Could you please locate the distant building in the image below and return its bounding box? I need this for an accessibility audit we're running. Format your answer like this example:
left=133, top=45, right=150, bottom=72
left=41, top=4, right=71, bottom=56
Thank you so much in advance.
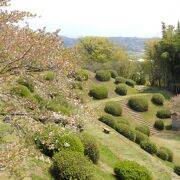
left=172, top=112, right=180, bottom=130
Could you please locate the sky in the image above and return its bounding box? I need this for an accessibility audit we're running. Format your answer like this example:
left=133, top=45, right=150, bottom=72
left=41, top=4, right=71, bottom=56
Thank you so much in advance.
left=8, top=0, right=180, bottom=38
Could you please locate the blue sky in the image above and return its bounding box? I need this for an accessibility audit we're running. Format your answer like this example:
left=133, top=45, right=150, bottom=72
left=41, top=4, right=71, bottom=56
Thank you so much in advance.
left=9, top=0, right=180, bottom=38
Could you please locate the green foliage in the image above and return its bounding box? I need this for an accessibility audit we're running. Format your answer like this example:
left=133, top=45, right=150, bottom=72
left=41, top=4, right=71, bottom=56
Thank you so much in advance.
left=11, top=85, right=32, bottom=97
left=17, top=77, right=34, bottom=92
left=159, top=146, right=173, bottom=162
left=34, top=126, right=84, bottom=157
left=152, top=94, right=164, bottom=105
left=135, top=131, right=149, bottom=144
left=52, top=151, right=94, bottom=180
left=174, top=165, right=180, bottom=176
left=72, top=69, right=89, bottom=81
left=44, top=71, right=56, bottom=81
left=109, top=69, right=118, bottom=78
left=156, top=148, right=168, bottom=161
left=79, top=133, right=100, bottom=164
left=104, top=101, right=122, bottom=116
left=71, top=82, right=83, bottom=90
left=156, top=109, right=171, bottom=119
left=154, top=120, right=164, bottom=130
left=140, top=140, right=157, bottom=154
left=89, top=85, right=108, bottom=99
left=99, top=114, right=117, bottom=129
left=115, top=84, right=127, bottom=96
left=126, top=79, right=136, bottom=87
left=114, top=160, right=153, bottom=180
left=115, top=76, right=126, bottom=84
left=128, top=97, right=148, bottom=112
left=95, top=70, right=111, bottom=81
left=135, top=125, right=150, bottom=136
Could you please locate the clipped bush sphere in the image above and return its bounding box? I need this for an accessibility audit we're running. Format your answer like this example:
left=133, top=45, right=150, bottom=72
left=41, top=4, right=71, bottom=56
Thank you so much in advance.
left=115, top=76, right=126, bottom=84
left=154, top=120, right=164, bottom=130
left=44, top=71, right=56, bottom=81
left=11, top=85, right=32, bottom=97
left=109, top=70, right=118, bottom=78
left=159, top=147, right=173, bottom=162
left=135, top=131, right=149, bottom=144
left=17, top=77, right=34, bottom=92
left=156, top=148, right=168, bottom=161
left=99, top=114, right=117, bottom=129
left=174, top=165, right=180, bottom=176
left=52, top=151, right=94, bottom=180
left=95, top=70, right=111, bottom=81
left=156, top=109, right=171, bottom=119
left=126, top=79, right=136, bottom=87
left=140, top=140, right=157, bottom=154
left=152, top=94, right=164, bottom=105
left=135, top=125, right=150, bottom=136
left=79, top=133, right=100, bottom=164
left=114, top=160, right=153, bottom=180
left=128, top=97, right=148, bottom=112
left=115, top=84, right=127, bottom=96
left=104, top=101, right=122, bottom=116
left=89, top=86, right=108, bottom=99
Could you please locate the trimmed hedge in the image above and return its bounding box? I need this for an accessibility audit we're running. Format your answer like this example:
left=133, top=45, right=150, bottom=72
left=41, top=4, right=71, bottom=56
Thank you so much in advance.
left=174, top=165, right=180, bottom=176
left=95, top=70, right=111, bottom=81
left=154, top=120, right=164, bottom=130
left=140, top=140, right=157, bottom=154
left=114, top=160, right=153, bottom=180
left=156, top=148, right=168, bottom=161
left=17, top=77, right=34, bottom=92
left=89, top=86, right=108, bottom=99
left=128, top=97, right=148, bottom=112
left=126, top=79, right=136, bottom=87
left=156, top=109, right=171, bottom=119
left=79, top=133, right=100, bottom=164
left=104, top=102, right=122, bottom=116
left=99, top=114, right=117, bottom=129
left=135, top=131, right=149, bottom=144
left=52, top=151, right=94, bottom=180
left=115, top=76, right=126, bottom=84
left=151, top=94, right=164, bottom=105
left=159, top=147, right=173, bottom=162
left=109, top=70, right=118, bottom=78
left=115, top=84, right=127, bottom=96
left=135, top=125, right=150, bottom=136
left=11, top=85, right=32, bottom=97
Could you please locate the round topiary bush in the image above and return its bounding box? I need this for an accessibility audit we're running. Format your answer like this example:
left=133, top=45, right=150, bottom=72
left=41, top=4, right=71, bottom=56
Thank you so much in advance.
left=140, top=140, right=157, bottom=154
left=156, top=109, right=171, bottom=119
left=11, top=85, right=32, bottom=97
left=135, top=131, right=149, bottom=144
left=151, top=94, right=164, bottom=105
left=104, top=102, right=122, bottom=116
left=89, top=86, right=108, bottom=99
left=154, top=120, right=164, bottom=130
left=114, top=160, right=153, bottom=180
left=98, top=114, right=117, bottom=129
left=159, top=146, right=173, bottom=162
left=126, top=79, right=136, bottom=87
left=174, top=165, right=180, bottom=176
left=135, top=125, right=150, bottom=136
left=79, top=133, right=100, bottom=164
left=95, top=70, right=111, bottom=81
left=115, top=84, right=127, bottom=96
left=115, top=76, right=126, bottom=84
left=156, top=148, right=168, bottom=161
left=52, top=151, right=94, bottom=180
left=128, top=97, right=148, bottom=112
left=17, top=77, right=34, bottom=92
left=109, top=70, right=118, bottom=78
left=44, top=71, right=56, bottom=81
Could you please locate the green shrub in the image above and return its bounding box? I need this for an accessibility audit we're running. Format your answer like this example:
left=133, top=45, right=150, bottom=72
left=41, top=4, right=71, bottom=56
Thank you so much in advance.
left=79, top=133, right=100, bottom=164
left=71, top=82, right=83, bottom=90
left=156, top=148, right=168, bottom=161
left=99, top=114, right=117, bottom=129
left=34, top=126, right=84, bottom=157
left=135, top=125, right=150, bottom=136
left=52, top=151, right=94, bottom=180
left=156, top=109, right=171, bottom=119
left=128, top=97, right=148, bottom=112
left=140, top=140, right=157, bottom=154
left=154, top=120, right=164, bottom=130
left=152, top=94, right=164, bottom=105
left=72, top=70, right=89, bottom=81
left=115, top=76, right=126, bottom=84
left=95, top=70, right=111, bottom=81
left=126, top=79, right=136, bottom=87
left=89, top=85, right=108, bottom=99
left=115, top=84, right=127, bottom=96
left=135, top=131, right=149, bottom=144
left=109, top=70, right=118, bottom=78
left=174, top=165, right=180, bottom=176
left=159, top=146, right=173, bottom=162
left=104, top=102, right=122, bottom=116
left=116, top=124, right=136, bottom=142
left=11, top=85, right=32, bottom=97
left=114, top=160, right=153, bottom=180
left=17, top=77, right=34, bottom=92
left=44, top=71, right=56, bottom=81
